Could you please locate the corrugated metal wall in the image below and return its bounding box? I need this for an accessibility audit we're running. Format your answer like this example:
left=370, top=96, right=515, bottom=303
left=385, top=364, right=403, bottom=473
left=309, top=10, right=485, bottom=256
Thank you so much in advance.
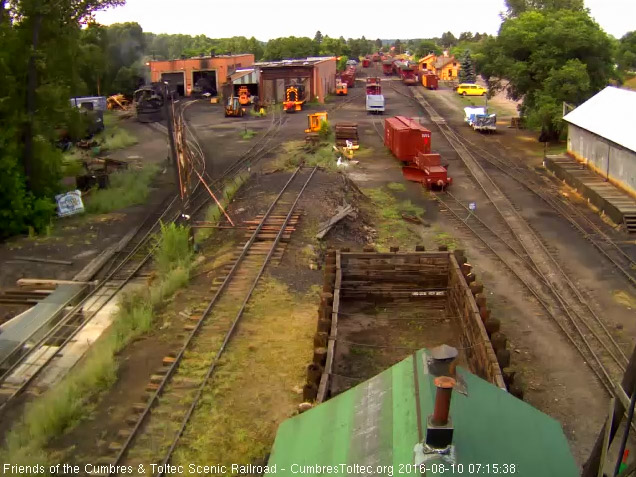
left=568, top=125, right=636, bottom=197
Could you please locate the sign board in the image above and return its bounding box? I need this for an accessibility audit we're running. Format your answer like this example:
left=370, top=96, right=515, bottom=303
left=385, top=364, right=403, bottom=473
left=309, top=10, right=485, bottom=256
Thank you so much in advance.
left=55, top=190, right=84, bottom=217
left=468, top=202, right=477, bottom=211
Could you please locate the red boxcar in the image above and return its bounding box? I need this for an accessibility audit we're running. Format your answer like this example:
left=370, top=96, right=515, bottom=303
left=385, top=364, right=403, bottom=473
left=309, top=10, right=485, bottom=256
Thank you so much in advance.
left=382, top=60, right=393, bottom=76
left=362, top=58, right=370, bottom=67
left=384, top=116, right=431, bottom=161
left=372, top=53, right=381, bottom=62
left=422, top=73, right=438, bottom=90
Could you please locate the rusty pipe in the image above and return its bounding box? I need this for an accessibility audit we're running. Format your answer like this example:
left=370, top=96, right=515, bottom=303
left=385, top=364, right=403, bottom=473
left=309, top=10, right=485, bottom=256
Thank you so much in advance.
left=432, top=376, right=456, bottom=426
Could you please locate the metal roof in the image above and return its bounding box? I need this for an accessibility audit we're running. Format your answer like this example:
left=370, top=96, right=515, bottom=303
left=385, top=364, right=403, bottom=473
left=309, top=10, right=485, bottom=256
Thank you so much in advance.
left=564, top=86, right=636, bottom=153
left=268, top=349, right=578, bottom=476
left=255, top=57, right=335, bottom=68
left=229, top=68, right=259, bottom=84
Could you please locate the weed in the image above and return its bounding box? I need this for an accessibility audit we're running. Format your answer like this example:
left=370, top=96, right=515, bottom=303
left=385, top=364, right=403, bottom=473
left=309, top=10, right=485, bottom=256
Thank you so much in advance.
left=434, top=230, right=458, bottom=250
left=0, top=218, right=195, bottom=468
left=196, top=173, right=248, bottom=242
left=318, top=119, right=332, bottom=139
left=171, top=277, right=316, bottom=471
left=239, top=129, right=256, bottom=140
left=84, top=164, right=159, bottom=214
left=363, top=187, right=424, bottom=250
left=387, top=182, right=406, bottom=191
left=154, top=223, right=193, bottom=275
left=61, top=149, right=85, bottom=177
left=95, top=126, right=137, bottom=151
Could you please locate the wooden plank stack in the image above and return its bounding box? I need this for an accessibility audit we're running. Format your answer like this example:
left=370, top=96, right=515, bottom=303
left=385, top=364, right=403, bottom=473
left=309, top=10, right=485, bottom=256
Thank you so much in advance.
left=335, top=122, right=359, bottom=148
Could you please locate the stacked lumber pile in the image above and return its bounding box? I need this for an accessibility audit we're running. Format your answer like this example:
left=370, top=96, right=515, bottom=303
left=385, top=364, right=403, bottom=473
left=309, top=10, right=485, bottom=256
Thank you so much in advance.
left=335, top=122, right=359, bottom=148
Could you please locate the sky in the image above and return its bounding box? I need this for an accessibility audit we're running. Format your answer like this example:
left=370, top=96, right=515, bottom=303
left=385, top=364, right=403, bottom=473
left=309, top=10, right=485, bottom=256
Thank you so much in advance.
left=93, top=0, right=635, bottom=40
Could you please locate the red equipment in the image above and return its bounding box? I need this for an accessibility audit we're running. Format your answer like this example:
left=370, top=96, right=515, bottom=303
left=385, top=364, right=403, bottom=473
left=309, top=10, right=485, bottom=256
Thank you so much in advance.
left=422, top=73, right=438, bottom=90
left=402, top=67, right=417, bottom=85
left=372, top=53, right=381, bottom=62
left=382, top=60, right=393, bottom=76
left=403, top=153, right=452, bottom=189
left=366, top=77, right=381, bottom=94
left=362, top=58, right=370, bottom=68
left=384, top=116, right=431, bottom=161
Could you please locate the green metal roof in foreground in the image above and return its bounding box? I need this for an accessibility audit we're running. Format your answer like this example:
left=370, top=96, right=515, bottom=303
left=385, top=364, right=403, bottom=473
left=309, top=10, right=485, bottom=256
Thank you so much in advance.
left=268, top=349, right=578, bottom=477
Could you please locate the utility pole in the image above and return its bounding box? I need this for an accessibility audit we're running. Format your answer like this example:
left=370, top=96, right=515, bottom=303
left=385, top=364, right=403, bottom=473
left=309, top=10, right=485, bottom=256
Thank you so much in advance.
left=163, top=83, right=182, bottom=209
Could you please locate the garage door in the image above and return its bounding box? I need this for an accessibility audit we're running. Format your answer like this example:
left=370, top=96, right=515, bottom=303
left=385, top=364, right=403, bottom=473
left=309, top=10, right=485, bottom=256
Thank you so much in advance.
left=161, top=72, right=185, bottom=97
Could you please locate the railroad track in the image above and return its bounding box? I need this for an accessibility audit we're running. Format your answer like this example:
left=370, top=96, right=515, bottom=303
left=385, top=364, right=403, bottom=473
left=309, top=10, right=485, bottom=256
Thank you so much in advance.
left=385, top=81, right=630, bottom=398
left=99, top=166, right=316, bottom=477
left=0, top=100, right=287, bottom=413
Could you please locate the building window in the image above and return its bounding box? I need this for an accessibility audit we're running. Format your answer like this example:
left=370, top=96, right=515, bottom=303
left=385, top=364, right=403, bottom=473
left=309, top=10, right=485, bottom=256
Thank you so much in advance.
left=453, top=62, right=457, bottom=67
left=449, top=69, right=453, bottom=77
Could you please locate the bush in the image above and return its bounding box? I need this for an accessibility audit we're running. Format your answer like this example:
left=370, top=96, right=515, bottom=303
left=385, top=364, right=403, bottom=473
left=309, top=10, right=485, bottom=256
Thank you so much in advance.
left=154, top=222, right=193, bottom=275
left=85, top=164, right=159, bottom=214
left=318, top=119, right=332, bottom=140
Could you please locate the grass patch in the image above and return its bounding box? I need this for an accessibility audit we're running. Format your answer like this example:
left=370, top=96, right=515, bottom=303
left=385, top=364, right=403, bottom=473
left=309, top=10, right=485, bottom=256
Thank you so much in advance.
left=434, top=229, right=458, bottom=250
left=387, top=182, right=406, bottom=191
left=154, top=222, right=193, bottom=275
left=363, top=188, right=424, bottom=250
left=613, top=290, right=636, bottom=309
left=61, top=148, right=85, bottom=177
left=196, top=173, right=248, bottom=243
left=624, top=74, right=636, bottom=92
left=95, top=122, right=137, bottom=151
left=171, top=276, right=317, bottom=472
left=239, top=128, right=256, bottom=140
left=0, top=224, right=194, bottom=469
left=84, top=164, right=159, bottom=214
left=272, top=141, right=339, bottom=172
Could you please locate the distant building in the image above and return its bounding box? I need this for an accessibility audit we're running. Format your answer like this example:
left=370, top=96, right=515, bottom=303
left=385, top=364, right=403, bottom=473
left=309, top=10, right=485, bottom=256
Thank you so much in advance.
left=255, top=57, right=337, bottom=104
left=563, top=86, right=636, bottom=198
left=149, top=53, right=255, bottom=97
left=418, top=51, right=460, bottom=80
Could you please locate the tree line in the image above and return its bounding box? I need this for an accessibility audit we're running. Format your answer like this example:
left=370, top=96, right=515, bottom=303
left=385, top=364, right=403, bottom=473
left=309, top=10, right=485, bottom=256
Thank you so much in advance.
left=1, top=0, right=635, bottom=238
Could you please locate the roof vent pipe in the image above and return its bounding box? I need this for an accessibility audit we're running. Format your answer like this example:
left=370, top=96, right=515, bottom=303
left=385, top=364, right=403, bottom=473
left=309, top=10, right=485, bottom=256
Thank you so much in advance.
left=425, top=376, right=456, bottom=449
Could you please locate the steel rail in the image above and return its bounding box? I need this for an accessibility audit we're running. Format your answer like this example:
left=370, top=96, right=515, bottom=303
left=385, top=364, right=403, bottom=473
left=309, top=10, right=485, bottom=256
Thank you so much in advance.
left=389, top=82, right=629, bottom=367
left=155, top=166, right=318, bottom=476
left=107, top=166, right=314, bottom=474
left=455, top=131, right=636, bottom=289
left=386, top=81, right=627, bottom=393
left=0, top=99, right=206, bottom=412
left=434, top=192, right=617, bottom=395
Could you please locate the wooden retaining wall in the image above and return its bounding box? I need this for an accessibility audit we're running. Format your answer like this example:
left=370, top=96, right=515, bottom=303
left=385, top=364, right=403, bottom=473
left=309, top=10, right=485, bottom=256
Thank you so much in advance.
left=447, top=252, right=506, bottom=389
left=305, top=247, right=511, bottom=405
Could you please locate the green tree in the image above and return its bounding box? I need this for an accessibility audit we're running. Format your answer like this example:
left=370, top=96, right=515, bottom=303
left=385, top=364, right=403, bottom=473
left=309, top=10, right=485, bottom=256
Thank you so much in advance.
left=440, top=31, right=457, bottom=48
left=504, top=0, right=584, bottom=17
left=458, top=50, right=476, bottom=83
left=375, top=38, right=382, bottom=50
left=414, top=40, right=442, bottom=59
left=263, top=36, right=317, bottom=60
left=393, top=39, right=402, bottom=54
left=617, top=31, right=636, bottom=72
left=480, top=9, right=614, bottom=139
left=314, top=30, right=323, bottom=44
left=319, top=36, right=350, bottom=57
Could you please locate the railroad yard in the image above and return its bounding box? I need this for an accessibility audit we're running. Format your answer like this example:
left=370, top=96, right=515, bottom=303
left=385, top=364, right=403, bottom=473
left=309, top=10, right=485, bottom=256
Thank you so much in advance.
left=1, top=58, right=636, bottom=476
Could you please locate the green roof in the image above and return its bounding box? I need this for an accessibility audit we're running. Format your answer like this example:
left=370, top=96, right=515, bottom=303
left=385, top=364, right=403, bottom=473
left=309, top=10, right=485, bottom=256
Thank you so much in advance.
left=268, top=349, right=578, bottom=477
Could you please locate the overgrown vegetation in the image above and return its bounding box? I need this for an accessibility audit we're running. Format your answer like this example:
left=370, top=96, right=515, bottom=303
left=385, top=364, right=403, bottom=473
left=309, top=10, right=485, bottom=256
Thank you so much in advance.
left=273, top=141, right=340, bottom=172
left=171, top=276, right=317, bottom=471
left=239, top=128, right=256, bottom=140
left=95, top=126, right=138, bottom=151
left=0, top=223, right=193, bottom=471
left=196, top=173, right=248, bottom=242
left=363, top=187, right=424, bottom=250
left=84, top=164, right=159, bottom=214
